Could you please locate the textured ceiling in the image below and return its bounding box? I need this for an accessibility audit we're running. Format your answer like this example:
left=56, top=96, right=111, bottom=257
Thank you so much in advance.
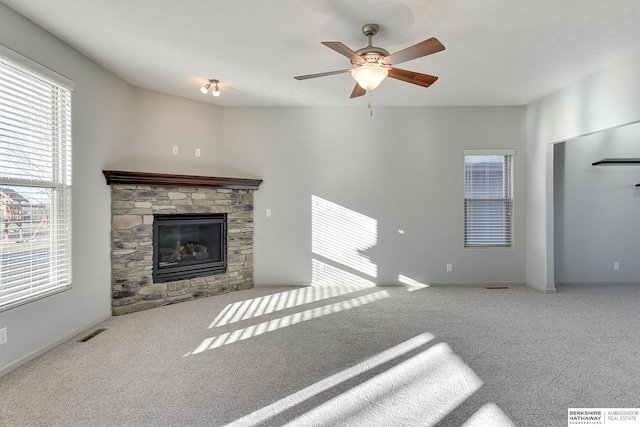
left=3, top=0, right=640, bottom=107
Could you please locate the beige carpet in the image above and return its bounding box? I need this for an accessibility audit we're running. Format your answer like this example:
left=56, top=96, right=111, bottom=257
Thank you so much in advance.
left=1, top=283, right=638, bottom=426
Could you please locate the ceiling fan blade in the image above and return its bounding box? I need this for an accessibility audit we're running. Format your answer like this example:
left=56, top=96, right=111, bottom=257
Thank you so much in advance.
left=321, top=42, right=365, bottom=64
left=383, top=37, right=445, bottom=65
left=350, top=83, right=366, bottom=98
left=387, top=68, right=439, bottom=88
left=294, top=69, right=352, bottom=80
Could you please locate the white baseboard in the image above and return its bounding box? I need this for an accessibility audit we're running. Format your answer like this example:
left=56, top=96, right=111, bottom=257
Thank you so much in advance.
left=253, top=282, right=312, bottom=287
left=0, top=314, right=111, bottom=377
left=524, top=282, right=557, bottom=293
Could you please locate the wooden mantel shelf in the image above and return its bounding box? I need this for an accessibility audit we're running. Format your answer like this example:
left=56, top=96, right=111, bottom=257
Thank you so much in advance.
left=102, top=170, right=262, bottom=190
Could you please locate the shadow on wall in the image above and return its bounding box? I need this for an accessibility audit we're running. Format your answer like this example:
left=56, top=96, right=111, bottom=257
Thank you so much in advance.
left=311, top=194, right=426, bottom=288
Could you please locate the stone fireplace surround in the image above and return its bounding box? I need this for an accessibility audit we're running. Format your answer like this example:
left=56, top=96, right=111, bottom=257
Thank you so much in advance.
left=103, top=170, right=262, bottom=315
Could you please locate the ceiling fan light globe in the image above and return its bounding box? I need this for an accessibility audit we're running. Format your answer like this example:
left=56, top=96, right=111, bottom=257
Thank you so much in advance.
left=351, top=65, right=388, bottom=91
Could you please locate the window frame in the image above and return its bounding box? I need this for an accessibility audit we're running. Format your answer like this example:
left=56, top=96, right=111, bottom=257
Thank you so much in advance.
left=0, top=44, right=74, bottom=312
left=463, top=149, right=515, bottom=249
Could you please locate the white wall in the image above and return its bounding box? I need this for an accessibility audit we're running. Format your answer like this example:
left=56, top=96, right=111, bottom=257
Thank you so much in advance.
left=525, top=51, right=640, bottom=292
left=0, top=3, right=133, bottom=374
left=222, top=106, right=527, bottom=287
left=104, top=88, right=261, bottom=180
left=554, top=123, right=640, bottom=283
left=123, top=88, right=225, bottom=170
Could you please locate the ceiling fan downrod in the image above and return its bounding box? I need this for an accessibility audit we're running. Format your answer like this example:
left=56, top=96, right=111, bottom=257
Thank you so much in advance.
left=356, top=24, right=390, bottom=61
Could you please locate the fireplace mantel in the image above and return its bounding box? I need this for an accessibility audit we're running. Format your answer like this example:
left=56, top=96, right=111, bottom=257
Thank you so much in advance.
left=102, top=169, right=262, bottom=190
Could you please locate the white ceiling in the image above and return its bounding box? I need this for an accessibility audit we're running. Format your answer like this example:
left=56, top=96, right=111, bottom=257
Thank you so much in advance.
left=3, top=0, right=640, bottom=107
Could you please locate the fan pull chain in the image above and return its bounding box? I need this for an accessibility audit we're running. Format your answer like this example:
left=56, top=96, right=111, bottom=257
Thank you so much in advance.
left=368, top=91, right=373, bottom=116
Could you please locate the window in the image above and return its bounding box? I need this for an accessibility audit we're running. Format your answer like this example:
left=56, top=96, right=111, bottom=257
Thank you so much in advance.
left=464, top=149, right=514, bottom=248
left=0, top=45, right=74, bottom=311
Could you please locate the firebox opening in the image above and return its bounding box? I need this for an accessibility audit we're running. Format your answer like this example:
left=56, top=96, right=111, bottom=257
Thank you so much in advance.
left=153, top=213, right=227, bottom=283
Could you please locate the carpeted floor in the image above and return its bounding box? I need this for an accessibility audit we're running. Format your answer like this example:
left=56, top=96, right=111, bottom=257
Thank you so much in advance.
left=1, top=283, right=638, bottom=426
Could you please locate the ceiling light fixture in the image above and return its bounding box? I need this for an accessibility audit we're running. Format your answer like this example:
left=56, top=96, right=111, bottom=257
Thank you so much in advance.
left=351, top=63, right=388, bottom=91
left=200, top=79, right=220, bottom=97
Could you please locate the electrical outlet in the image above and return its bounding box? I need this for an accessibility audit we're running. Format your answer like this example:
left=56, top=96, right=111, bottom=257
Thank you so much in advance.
left=195, top=148, right=201, bottom=158
left=0, top=327, right=7, bottom=346
left=446, top=263, right=453, bottom=272
left=266, top=208, right=272, bottom=217
left=172, top=145, right=179, bottom=155
left=614, top=262, right=620, bottom=271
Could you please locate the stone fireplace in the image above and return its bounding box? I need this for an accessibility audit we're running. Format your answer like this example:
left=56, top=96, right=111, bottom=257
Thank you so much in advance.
left=103, top=170, right=262, bottom=315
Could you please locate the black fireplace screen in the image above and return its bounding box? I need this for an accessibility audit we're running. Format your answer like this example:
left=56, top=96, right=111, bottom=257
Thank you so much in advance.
left=153, top=213, right=227, bottom=283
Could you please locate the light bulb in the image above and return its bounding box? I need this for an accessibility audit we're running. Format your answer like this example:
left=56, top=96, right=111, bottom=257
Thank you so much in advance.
left=351, top=64, right=388, bottom=91
left=200, top=84, right=210, bottom=95
left=212, top=85, right=220, bottom=97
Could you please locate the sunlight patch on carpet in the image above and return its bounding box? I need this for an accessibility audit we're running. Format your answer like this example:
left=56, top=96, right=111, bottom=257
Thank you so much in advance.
left=398, top=274, right=430, bottom=291
left=222, top=333, right=435, bottom=427
left=189, top=290, right=389, bottom=355
left=462, top=403, right=516, bottom=426
left=209, top=260, right=375, bottom=329
left=281, top=342, right=483, bottom=426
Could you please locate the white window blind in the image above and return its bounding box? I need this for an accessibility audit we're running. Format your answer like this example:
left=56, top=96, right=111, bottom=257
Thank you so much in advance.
left=0, top=46, right=73, bottom=311
left=464, top=150, right=514, bottom=248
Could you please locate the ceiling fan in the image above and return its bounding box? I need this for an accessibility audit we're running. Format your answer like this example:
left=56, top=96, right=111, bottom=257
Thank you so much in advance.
left=294, top=23, right=445, bottom=98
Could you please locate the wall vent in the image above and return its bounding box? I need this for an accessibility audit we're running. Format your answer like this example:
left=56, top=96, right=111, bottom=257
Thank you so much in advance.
left=485, top=286, right=509, bottom=289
